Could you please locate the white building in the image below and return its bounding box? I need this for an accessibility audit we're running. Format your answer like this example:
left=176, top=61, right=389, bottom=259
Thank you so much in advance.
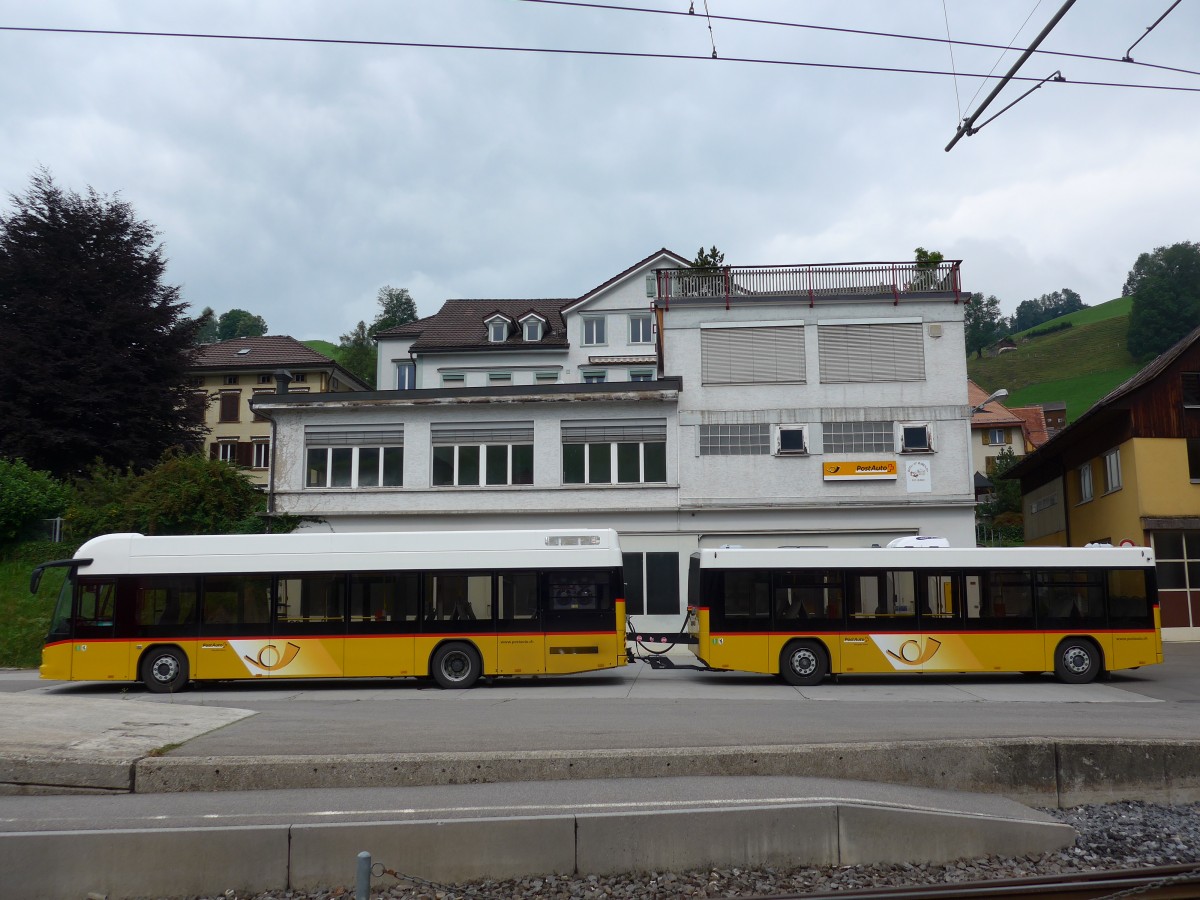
left=256, top=250, right=976, bottom=629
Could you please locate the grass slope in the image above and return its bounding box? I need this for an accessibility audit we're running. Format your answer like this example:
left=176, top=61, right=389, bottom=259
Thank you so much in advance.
left=303, top=339, right=341, bottom=361
left=1010, top=296, right=1131, bottom=339
left=1, top=541, right=75, bottom=668
left=968, top=316, right=1138, bottom=421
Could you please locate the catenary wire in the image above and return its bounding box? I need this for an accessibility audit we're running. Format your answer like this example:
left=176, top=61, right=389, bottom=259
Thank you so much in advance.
left=941, top=0, right=962, bottom=122
left=2, top=25, right=1199, bottom=93
left=515, top=0, right=1200, bottom=80
left=962, top=0, right=1043, bottom=113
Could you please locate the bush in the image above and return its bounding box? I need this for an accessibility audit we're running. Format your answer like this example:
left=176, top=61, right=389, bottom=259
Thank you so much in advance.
left=0, top=458, right=70, bottom=543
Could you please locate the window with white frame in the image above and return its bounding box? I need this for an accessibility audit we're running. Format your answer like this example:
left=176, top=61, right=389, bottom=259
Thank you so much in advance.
left=487, top=319, right=509, bottom=343
left=1078, top=462, right=1094, bottom=503
left=987, top=428, right=1008, bottom=445
left=217, top=441, right=238, bottom=463
left=899, top=423, right=933, bottom=453
left=442, top=372, right=465, bottom=387
left=252, top=441, right=270, bottom=469
left=822, top=420, right=893, bottom=454
left=522, top=318, right=544, bottom=342
left=489, top=372, right=512, bottom=385
left=629, top=370, right=654, bottom=382
left=396, top=361, right=416, bottom=390
left=629, top=314, right=653, bottom=344
left=699, top=424, right=770, bottom=456
left=582, top=316, right=606, bottom=346
left=431, top=423, right=534, bottom=487
left=582, top=370, right=606, bottom=384
left=305, top=427, right=404, bottom=488
left=773, top=424, right=809, bottom=455
left=1103, top=448, right=1122, bottom=492
left=535, top=371, right=559, bottom=384
left=562, top=420, right=666, bottom=484
left=701, top=325, right=804, bottom=385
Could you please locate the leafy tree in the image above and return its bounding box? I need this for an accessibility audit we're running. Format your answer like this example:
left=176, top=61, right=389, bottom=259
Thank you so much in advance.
left=0, top=170, right=205, bottom=478
left=66, top=454, right=299, bottom=540
left=216, top=308, right=268, bottom=340
left=912, top=246, right=948, bottom=290
left=368, top=286, right=418, bottom=339
left=338, top=320, right=377, bottom=388
left=964, top=292, right=1005, bottom=358
left=0, top=458, right=70, bottom=543
left=193, top=306, right=219, bottom=344
left=1124, top=241, right=1200, bottom=361
left=1011, top=288, right=1085, bottom=333
left=980, top=447, right=1023, bottom=523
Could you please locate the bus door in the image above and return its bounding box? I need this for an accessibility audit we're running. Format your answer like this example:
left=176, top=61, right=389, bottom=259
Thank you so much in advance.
left=496, top=572, right=542, bottom=675
left=345, top=572, right=419, bottom=678
left=69, top=579, right=129, bottom=681
left=543, top=570, right=616, bottom=674
left=196, top=574, right=273, bottom=680
left=914, top=572, right=967, bottom=673
left=842, top=571, right=918, bottom=674
left=270, top=573, right=347, bottom=679
left=705, top=569, right=771, bottom=673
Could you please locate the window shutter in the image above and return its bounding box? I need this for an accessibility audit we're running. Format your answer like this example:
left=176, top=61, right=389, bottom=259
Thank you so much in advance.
left=431, top=423, right=534, bottom=445
left=701, top=327, right=804, bottom=384
left=304, top=426, right=405, bottom=446
left=209, top=442, right=219, bottom=461
left=236, top=442, right=254, bottom=467
left=562, top=419, right=667, bottom=443
left=819, top=323, right=925, bottom=383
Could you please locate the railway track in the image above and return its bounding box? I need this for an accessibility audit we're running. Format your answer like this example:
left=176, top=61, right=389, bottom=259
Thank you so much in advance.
left=761, top=864, right=1200, bottom=900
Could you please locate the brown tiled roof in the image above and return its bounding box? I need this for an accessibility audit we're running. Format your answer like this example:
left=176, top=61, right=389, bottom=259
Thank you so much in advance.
left=967, top=380, right=1022, bottom=427
left=406, top=299, right=573, bottom=352
left=189, top=335, right=370, bottom=389
left=1010, top=406, right=1050, bottom=448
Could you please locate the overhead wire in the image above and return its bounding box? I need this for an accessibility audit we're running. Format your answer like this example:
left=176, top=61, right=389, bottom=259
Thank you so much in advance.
left=1123, top=0, right=1183, bottom=62
left=515, top=0, right=1200, bottom=81
left=2, top=25, right=1198, bottom=94
left=940, top=0, right=962, bottom=122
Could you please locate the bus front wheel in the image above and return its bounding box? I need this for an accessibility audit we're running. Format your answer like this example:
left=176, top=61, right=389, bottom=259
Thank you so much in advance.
left=1054, top=638, right=1101, bottom=684
left=780, top=641, right=829, bottom=686
left=141, top=647, right=190, bottom=693
left=431, top=642, right=482, bottom=689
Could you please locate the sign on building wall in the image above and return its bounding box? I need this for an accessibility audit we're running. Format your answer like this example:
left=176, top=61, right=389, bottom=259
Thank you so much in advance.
left=822, top=461, right=897, bottom=481
left=905, top=459, right=932, bottom=492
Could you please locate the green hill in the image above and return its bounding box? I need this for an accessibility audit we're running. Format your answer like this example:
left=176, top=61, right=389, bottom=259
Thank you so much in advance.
left=303, top=339, right=340, bottom=360
left=1009, top=296, right=1131, bottom=339
left=968, top=313, right=1139, bottom=423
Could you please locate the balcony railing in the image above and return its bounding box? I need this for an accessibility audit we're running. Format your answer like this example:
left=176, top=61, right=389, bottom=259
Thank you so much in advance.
left=651, top=260, right=962, bottom=308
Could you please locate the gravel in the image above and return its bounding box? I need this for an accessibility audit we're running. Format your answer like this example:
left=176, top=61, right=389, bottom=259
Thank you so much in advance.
left=163, top=800, right=1200, bottom=900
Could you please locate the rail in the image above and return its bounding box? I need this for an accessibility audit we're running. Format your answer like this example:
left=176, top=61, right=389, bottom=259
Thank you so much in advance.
left=652, top=259, right=962, bottom=309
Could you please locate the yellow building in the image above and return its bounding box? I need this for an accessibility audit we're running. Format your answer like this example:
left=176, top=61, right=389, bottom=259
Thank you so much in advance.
left=1011, top=325, right=1200, bottom=639
left=190, top=336, right=369, bottom=485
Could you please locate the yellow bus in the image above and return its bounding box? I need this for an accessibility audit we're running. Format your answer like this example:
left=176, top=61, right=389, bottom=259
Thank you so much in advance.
left=686, top=545, right=1162, bottom=685
left=32, top=529, right=626, bottom=692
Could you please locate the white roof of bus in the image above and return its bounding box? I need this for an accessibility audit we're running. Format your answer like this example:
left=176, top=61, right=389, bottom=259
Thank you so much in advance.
left=697, top=545, right=1155, bottom=569
left=73, top=529, right=622, bottom=576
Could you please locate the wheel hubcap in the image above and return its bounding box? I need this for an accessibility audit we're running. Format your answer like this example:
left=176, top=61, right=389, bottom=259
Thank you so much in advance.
left=443, top=653, right=469, bottom=681
left=791, top=650, right=815, bottom=676
left=152, top=657, right=178, bottom=683
left=1065, top=647, right=1090, bottom=674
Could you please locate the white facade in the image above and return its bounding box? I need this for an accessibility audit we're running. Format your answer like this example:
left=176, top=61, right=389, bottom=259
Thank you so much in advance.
left=258, top=251, right=977, bottom=629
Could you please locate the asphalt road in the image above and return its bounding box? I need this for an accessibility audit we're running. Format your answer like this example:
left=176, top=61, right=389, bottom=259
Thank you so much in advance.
left=3, top=642, right=1199, bottom=756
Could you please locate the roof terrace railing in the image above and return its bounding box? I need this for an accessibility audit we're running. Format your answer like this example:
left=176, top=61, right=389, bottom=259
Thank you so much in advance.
left=651, top=260, right=962, bottom=308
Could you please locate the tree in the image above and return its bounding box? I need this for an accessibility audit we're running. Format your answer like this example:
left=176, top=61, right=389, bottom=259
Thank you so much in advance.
left=338, top=320, right=377, bottom=388
left=912, top=247, right=947, bottom=290
left=1124, top=242, right=1200, bottom=361
left=368, top=286, right=418, bottom=339
left=980, top=447, right=1023, bottom=523
left=0, top=170, right=205, bottom=478
left=691, top=245, right=726, bottom=271
left=0, top=458, right=70, bottom=543
left=193, top=306, right=219, bottom=344
left=216, top=308, right=268, bottom=340
left=1011, top=288, right=1085, bottom=333
left=964, top=292, right=1005, bottom=358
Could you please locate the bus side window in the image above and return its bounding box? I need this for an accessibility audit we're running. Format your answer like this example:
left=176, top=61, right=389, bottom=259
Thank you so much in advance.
left=1108, top=569, right=1152, bottom=627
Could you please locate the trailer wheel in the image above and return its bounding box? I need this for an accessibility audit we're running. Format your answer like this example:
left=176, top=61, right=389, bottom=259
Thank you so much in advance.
left=780, top=640, right=828, bottom=686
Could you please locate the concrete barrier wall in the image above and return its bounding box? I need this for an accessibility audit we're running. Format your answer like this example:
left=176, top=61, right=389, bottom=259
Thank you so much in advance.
left=132, top=739, right=1200, bottom=807
left=2, top=801, right=1073, bottom=899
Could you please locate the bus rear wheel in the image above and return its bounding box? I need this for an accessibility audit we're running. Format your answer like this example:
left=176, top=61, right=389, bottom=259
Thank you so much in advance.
left=1054, top=638, right=1101, bottom=684
left=431, top=642, right=482, bottom=689
left=141, top=647, right=189, bottom=694
left=780, top=640, right=828, bottom=686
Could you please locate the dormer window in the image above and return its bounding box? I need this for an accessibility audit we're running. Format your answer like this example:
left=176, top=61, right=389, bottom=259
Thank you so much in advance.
left=523, top=319, right=544, bottom=342
left=488, top=319, right=509, bottom=343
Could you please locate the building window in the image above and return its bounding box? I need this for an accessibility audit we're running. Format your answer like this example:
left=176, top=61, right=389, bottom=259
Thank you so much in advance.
left=252, top=441, right=271, bottom=469
left=987, top=428, right=1008, bottom=446
left=396, top=362, right=416, bottom=390
left=535, top=371, right=559, bottom=384
left=818, top=322, right=925, bottom=383
left=774, top=424, right=809, bottom=455
left=1078, top=462, right=1093, bottom=503
left=1103, top=448, right=1122, bottom=493
left=488, top=320, right=508, bottom=343
left=304, top=427, right=405, bottom=489
left=629, top=370, right=654, bottom=382
left=431, top=424, right=534, bottom=487
left=293, top=373, right=307, bottom=383
left=223, top=375, right=239, bottom=386
left=1189, top=439, right=1200, bottom=482
left=562, top=420, right=667, bottom=485
left=257, top=374, right=273, bottom=385
left=1183, top=373, right=1200, bottom=407
left=701, top=326, right=804, bottom=385
left=899, top=423, right=933, bottom=453
left=217, top=441, right=238, bottom=463
left=489, top=372, right=512, bottom=385
left=218, top=391, right=241, bottom=423
left=442, top=372, right=465, bottom=387
left=629, top=315, right=653, bottom=344
left=582, top=316, right=606, bottom=346
left=523, top=319, right=544, bottom=342
left=252, top=389, right=272, bottom=422
left=822, top=421, right=893, bottom=454
left=582, top=371, right=607, bottom=384
left=622, top=551, right=679, bottom=616
left=699, top=424, right=770, bottom=456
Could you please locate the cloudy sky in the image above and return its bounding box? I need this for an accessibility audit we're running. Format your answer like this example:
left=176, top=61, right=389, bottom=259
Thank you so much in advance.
left=2, top=1, right=1197, bottom=340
